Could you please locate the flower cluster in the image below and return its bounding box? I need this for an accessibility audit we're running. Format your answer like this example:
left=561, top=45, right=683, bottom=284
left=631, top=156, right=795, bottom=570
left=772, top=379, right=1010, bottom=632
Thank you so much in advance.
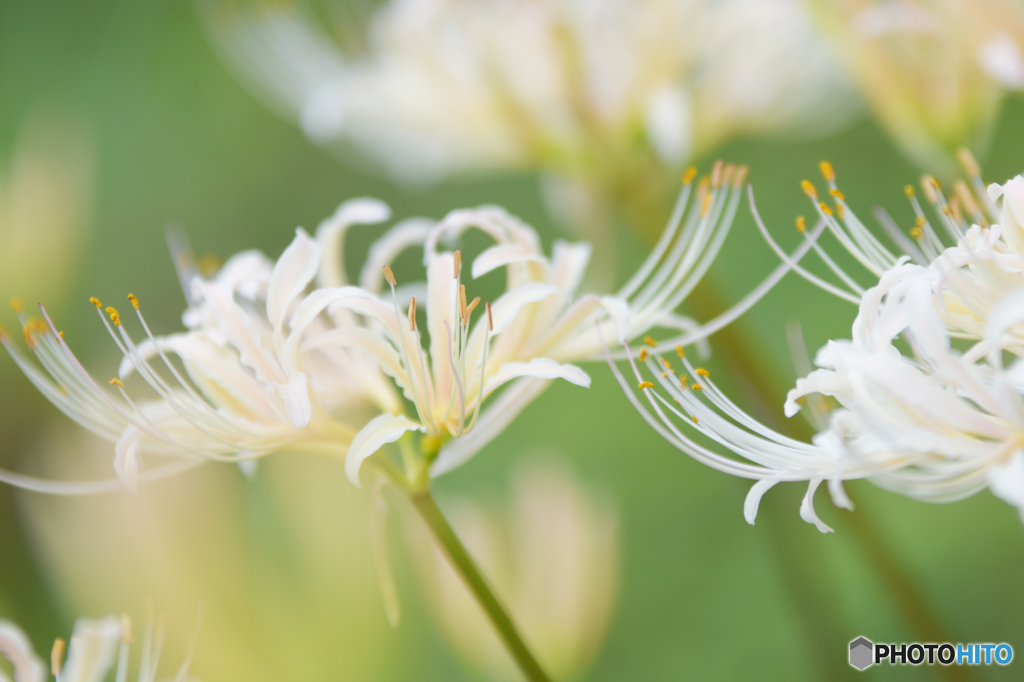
left=617, top=153, right=1024, bottom=531
left=202, top=0, right=848, bottom=181
left=3, top=162, right=800, bottom=494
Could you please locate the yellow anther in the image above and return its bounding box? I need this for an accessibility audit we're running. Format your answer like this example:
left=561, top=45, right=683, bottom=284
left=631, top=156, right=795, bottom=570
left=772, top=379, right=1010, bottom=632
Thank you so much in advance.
left=680, top=375, right=689, bottom=388
left=721, top=163, right=735, bottom=188
left=681, top=166, right=698, bottom=185
left=941, top=205, right=953, bottom=217
left=120, top=614, right=133, bottom=644
left=910, top=226, right=923, bottom=239
left=382, top=265, right=396, bottom=288
left=904, top=184, right=915, bottom=199
left=700, top=192, right=713, bottom=217
left=915, top=215, right=926, bottom=228
left=957, top=148, right=980, bottom=176
left=459, top=284, right=468, bottom=322
left=58, top=331, right=64, bottom=339
left=127, top=293, right=139, bottom=310
left=638, top=347, right=649, bottom=362
left=795, top=216, right=806, bottom=233
left=661, top=357, right=672, bottom=369
left=51, top=638, right=66, bottom=677
left=692, top=383, right=703, bottom=390
left=835, top=202, right=846, bottom=219
left=661, top=372, right=668, bottom=378
left=466, top=296, right=481, bottom=317
left=643, top=335, right=658, bottom=348
left=695, top=368, right=710, bottom=377
left=10, top=297, right=26, bottom=315
left=801, top=180, right=818, bottom=199
left=828, top=189, right=845, bottom=201
left=408, top=297, right=417, bottom=331
left=199, top=254, right=221, bottom=278
left=105, top=307, right=120, bottom=326
left=818, top=202, right=833, bottom=216
left=675, top=345, right=685, bottom=358
left=109, top=378, right=124, bottom=388
left=955, top=180, right=981, bottom=216
left=692, top=415, right=699, bottom=423
left=638, top=381, right=654, bottom=389
left=453, top=250, right=462, bottom=279
left=921, top=175, right=940, bottom=203
left=819, top=161, right=836, bottom=182
left=486, top=301, right=493, bottom=331
left=89, top=296, right=102, bottom=309
left=710, top=160, right=724, bottom=188
left=673, top=398, right=681, bottom=405
left=732, top=165, right=749, bottom=189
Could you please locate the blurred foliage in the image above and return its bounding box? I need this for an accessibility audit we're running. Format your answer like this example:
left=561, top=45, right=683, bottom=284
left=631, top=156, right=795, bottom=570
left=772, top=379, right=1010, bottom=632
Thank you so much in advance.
left=0, top=0, right=1022, bottom=680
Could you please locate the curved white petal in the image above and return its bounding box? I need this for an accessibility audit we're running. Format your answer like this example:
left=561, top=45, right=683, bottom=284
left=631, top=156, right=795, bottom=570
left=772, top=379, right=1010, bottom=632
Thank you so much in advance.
left=0, top=621, right=45, bottom=682
left=799, top=479, right=834, bottom=533
left=316, top=197, right=392, bottom=288
left=471, top=244, right=547, bottom=279
left=114, top=425, right=141, bottom=495
left=267, top=372, right=311, bottom=428
left=484, top=358, right=590, bottom=394
left=743, top=479, right=777, bottom=526
left=267, top=228, right=321, bottom=332
left=345, top=413, right=425, bottom=487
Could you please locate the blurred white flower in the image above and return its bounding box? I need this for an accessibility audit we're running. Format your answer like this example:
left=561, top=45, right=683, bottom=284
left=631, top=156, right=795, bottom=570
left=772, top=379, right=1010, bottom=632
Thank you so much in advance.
left=202, top=0, right=851, bottom=182
left=2, top=162, right=806, bottom=492
left=810, top=0, right=1024, bottom=174
left=613, top=158, right=1024, bottom=532
left=0, top=612, right=197, bottom=682
left=409, top=460, right=617, bottom=681
left=1, top=112, right=92, bottom=310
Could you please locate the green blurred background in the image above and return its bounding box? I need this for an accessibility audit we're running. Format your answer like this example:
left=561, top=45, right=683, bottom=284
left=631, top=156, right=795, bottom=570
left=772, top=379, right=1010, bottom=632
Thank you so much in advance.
left=0, top=1, right=1022, bottom=680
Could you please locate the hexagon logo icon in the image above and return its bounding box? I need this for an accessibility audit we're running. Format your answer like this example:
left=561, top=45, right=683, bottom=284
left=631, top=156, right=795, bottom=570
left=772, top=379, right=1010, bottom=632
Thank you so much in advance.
left=849, top=637, right=874, bottom=670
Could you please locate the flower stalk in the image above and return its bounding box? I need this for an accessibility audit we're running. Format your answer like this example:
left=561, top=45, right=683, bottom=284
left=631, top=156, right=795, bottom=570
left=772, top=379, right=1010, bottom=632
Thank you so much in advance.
left=409, top=488, right=553, bottom=682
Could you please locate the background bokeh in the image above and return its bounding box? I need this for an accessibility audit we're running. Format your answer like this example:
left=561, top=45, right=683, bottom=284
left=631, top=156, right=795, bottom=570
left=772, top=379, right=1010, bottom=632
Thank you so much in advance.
left=1, top=1, right=1023, bottom=680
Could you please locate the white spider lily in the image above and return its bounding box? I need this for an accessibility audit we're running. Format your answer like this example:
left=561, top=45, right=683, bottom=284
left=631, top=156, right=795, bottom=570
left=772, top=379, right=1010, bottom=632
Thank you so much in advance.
left=615, top=164, right=1024, bottom=531
left=1, top=200, right=398, bottom=494
left=808, top=0, right=1024, bottom=174
left=0, top=613, right=197, bottom=682
left=335, top=163, right=813, bottom=483
left=201, top=0, right=849, bottom=182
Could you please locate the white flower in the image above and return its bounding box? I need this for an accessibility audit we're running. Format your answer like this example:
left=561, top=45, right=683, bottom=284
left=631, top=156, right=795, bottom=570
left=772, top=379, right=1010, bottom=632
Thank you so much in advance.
left=2, top=163, right=805, bottom=494
left=330, top=163, right=813, bottom=483
left=613, top=160, right=1024, bottom=532
left=811, top=0, right=1024, bottom=173
left=202, top=0, right=850, bottom=182
left=408, top=460, right=618, bottom=681
left=1, top=199, right=399, bottom=494
left=0, top=613, right=196, bottom=682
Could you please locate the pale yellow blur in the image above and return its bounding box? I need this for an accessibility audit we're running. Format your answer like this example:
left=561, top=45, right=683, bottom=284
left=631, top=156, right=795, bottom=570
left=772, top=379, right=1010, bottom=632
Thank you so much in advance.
left=811, top=0, right=1024, bottom=175
left=1, top=112, right=92, bottom=307
left=409, top=459, right=619, bottom=681
left=16, top=423, right=393, bottom=682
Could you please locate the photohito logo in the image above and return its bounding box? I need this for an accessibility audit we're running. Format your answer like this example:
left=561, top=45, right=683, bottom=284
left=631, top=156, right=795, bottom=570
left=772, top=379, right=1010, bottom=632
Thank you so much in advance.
left=849, top=637, right=1013, bottom=670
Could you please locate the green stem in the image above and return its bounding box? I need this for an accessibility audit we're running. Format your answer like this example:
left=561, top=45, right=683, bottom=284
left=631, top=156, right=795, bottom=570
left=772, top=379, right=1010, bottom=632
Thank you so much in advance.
left=410, top=489, right=553, bottom=682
